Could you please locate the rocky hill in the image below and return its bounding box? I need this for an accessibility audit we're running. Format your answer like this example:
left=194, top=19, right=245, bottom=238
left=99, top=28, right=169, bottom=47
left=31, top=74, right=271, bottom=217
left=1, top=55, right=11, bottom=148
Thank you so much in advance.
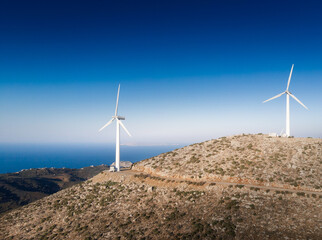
left=0, top=165, right=109, bottom=214
left=133, top=134, right=322, bottom=191
left=0, top=134, right=321, bottom=239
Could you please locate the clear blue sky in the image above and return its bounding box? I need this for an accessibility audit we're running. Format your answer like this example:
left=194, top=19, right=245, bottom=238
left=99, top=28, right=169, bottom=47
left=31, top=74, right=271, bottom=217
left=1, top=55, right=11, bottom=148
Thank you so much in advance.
left=1, top=0, right=321, bottom=145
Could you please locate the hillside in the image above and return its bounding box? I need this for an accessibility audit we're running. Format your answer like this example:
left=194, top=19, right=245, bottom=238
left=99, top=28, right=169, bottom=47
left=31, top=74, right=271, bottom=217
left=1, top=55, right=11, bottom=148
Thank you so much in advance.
left=0, top=134, right=321, bottom=239
left=133, top=134, right=322, bottom=191
left=0, top=165, right=109, bottom=214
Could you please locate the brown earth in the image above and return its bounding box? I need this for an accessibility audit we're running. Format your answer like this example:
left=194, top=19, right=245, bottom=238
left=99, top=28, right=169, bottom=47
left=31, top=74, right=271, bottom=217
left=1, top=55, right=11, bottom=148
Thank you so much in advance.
left=133, top=134, right=322, bottom=191
left=0, top=134, right=321, bottom=239
left=0, top=165, right=109, bottom=214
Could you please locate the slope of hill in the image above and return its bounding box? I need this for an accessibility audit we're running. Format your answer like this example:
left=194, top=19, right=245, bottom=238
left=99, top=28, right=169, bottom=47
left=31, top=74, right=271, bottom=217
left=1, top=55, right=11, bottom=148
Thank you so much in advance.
left=0, top=134, right=321, bottom=239
left=133, top=134, right=322, bottom=191
left=0, top=165, right=109, bottom=214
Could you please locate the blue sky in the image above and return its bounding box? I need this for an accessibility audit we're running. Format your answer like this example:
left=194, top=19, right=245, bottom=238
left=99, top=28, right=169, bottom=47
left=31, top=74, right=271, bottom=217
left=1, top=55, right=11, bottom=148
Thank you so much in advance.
left=1, top=0, right=321, bottom=145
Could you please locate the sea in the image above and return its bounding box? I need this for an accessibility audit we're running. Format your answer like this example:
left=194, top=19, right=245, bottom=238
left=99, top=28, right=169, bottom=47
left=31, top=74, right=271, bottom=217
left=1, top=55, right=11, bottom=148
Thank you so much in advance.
left=0, top=144, right=182, bottom=174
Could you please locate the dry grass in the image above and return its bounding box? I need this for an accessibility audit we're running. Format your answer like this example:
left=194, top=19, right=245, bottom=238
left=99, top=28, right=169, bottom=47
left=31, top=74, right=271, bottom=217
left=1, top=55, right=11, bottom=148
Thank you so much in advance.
left=1, top=134, right=321, bottom=240
left=1, top=171, right=321, bottom=240
left=133, top=134, right=322, bottom=191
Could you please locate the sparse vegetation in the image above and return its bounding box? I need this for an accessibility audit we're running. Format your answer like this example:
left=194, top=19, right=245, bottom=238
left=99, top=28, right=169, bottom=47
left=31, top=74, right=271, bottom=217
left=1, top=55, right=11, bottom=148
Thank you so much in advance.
left=133, top=134, right=321, bottom=191
left=1, top=134, right=321, bottom=240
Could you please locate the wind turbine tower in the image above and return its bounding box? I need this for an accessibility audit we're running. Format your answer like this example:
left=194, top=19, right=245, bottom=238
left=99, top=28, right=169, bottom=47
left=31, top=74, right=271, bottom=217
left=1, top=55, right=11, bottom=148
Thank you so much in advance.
left=99, top=84, right=131, bottom=171
left=263, top=64, right=308, bottom=137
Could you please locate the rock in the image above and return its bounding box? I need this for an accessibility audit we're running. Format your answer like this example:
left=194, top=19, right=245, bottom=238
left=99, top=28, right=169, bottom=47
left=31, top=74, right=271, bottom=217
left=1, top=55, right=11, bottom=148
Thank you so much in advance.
left=148, top=186, right=156, bottom=192
left=230, top=140, right=240, bottom=148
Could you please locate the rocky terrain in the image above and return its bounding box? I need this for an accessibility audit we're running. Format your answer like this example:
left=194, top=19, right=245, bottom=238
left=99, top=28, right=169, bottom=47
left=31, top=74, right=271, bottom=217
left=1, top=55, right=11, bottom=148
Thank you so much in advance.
left=0, top=165, right=109, bottom=214
left=133, top=134, right=322, bottom=191
left=0, top=134, right=321, bottom=239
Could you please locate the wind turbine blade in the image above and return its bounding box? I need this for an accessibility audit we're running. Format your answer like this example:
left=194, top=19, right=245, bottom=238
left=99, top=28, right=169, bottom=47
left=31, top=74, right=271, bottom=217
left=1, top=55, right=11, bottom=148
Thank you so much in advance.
left=115, top=84, right=120, bottom=116
left=98, top=118, right=114, bottom=132
left=263, top=92, right=285, bottom=103
left=286, top=64, right=294, bottom=91
left=289, top=93, right=308, bottom=110
left=117, top=119, right=132, bottom=137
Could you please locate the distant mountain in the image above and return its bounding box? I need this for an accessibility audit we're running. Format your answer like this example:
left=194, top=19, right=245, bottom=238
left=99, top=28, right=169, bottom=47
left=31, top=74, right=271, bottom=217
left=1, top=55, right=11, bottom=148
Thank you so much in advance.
left=0, top=165, right=109, bottom=214
left=0, top=134, right=321, bottom=239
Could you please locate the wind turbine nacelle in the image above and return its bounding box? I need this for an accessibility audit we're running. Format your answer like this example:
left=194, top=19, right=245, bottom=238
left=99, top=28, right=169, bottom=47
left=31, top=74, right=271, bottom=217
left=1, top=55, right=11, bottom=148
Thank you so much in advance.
left=114, top=116, right=125, bottom=120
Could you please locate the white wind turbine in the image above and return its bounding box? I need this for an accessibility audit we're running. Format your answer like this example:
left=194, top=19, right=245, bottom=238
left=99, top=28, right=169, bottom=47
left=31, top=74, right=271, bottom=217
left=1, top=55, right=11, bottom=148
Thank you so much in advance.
left=99, top=84, right=131, bottom=171
left=263, top=64, right=308, bottom=137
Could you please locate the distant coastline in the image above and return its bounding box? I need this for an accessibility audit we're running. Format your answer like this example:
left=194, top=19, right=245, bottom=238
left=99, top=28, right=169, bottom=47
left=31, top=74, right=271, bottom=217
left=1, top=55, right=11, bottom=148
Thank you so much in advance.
left=0, top=144, right=181, bottom=174
left=0, top=165, right=109, bottom=214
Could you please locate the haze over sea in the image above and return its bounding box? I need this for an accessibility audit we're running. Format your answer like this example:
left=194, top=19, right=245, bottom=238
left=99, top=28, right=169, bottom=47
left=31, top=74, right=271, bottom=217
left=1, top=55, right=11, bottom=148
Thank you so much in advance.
left=0, top=144, right=181, bottom=174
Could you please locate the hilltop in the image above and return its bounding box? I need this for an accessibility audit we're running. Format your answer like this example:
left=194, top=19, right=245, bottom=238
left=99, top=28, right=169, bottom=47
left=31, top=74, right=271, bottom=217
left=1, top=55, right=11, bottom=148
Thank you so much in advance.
left=0, top=165, right=109, bottom=214
left=133, top=134, right=321, bottom=191
left=0, top=134, right=321, bottom=239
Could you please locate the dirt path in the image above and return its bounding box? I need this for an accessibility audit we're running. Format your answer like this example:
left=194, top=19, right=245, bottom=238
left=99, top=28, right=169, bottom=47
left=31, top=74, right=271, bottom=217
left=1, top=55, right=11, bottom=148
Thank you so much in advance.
left=108, top=169, right=322, bottom=196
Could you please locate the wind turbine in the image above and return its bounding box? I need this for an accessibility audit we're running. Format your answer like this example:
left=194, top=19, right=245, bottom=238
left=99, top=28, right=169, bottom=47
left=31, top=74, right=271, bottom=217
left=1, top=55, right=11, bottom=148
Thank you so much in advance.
left=99, top=84, right=131, bottom=171
left=263, top=64, right=308, bottom=137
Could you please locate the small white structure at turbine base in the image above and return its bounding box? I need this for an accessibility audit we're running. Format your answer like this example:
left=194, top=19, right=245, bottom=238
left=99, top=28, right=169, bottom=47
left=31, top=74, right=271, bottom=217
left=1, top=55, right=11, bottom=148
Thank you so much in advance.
left=99, top=84, right=131, bottom=172
left=268, top=133, right=278, bottom=137
left=263, top=64, right=308, bottom=137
